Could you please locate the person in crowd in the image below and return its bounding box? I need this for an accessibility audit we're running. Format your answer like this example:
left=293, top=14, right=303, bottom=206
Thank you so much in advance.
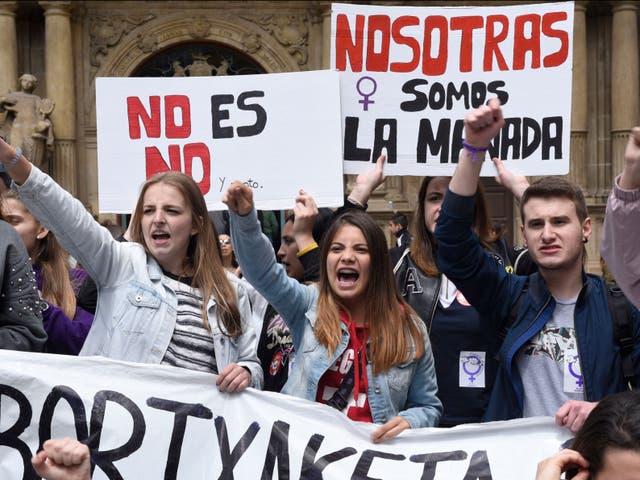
left=225, top=181, right=441, bottom=442
left=0, top=218, right=46, bottom=351
left=601, top=126, right=640, bottom=309
left=392, top=174, right=516, bottom=427
left=218, top=233, right=241, bottom=278
left=1, top=190, right=94, bottom=354
left=257, top=165, right=382, bottom=392
left=0, top=137, right=262, bottom=391
left=535, top=391, right=640, bottom=480
left=329, top=156, right=522, bottom=426
left=389, top=212, right=410, bottom=248
left=435, top=98, right=640, bottom=432
left=388, top=212, right=411, bottom=265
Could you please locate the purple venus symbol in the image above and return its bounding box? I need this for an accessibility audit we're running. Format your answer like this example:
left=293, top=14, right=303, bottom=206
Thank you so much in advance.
left=356, top=76, right=377, bottom=111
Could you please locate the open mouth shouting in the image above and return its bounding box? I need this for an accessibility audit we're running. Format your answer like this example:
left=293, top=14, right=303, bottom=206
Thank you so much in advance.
left=337, top=268, right=360, bottom=289
left=326, top=225, right=371, bottom=307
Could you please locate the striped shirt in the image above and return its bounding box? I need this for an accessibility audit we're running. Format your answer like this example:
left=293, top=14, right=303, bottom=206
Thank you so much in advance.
left=161, top=273, right=218, bottom=374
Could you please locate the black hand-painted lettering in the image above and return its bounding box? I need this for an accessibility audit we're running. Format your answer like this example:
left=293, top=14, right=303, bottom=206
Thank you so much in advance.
left=88, top=390, right=146, bottom=480
left=0, top=384, right=36, bottom=480
left=417, top=118, right=451, bottom=163
left=237, top=91, right=266, bottom=137
left=260, top=420, right=290, bottom=480
left=299, top=433, right=357, bottom=480
left=38, top=385, right=88, bottom=451
left=400, top=79, right=429, bottom=112
left=215, top=416, right=261, bottom=480
left=373, top=119, right=397, bottom=164
left=211, top=94, right=235, bottom=139
left=409, top=451, right=467, bottom=480
left=344, top=117, right=371, bottom=161
left=462, top=450, right=493, bottom=480
left=350, top=450, right=405, bottom=480
left=147, top=397, right=213, bottom=480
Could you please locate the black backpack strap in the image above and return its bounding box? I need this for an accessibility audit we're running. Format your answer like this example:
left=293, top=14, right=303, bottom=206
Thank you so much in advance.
left=606, top=283, right=635, bottom=390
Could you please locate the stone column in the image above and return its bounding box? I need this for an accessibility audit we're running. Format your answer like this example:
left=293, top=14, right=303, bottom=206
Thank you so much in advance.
left=0, top=2, right=18, bottom=95
left=321, top=4, right=331, bottom=69
left=40, top=1, right=76, bottom=194
left=570, top=3, right=588, bottom=192
left=611, top=3, right=639, bottom=184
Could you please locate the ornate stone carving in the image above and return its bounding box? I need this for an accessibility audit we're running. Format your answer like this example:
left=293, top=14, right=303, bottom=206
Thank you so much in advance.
left=170, top=54, right=231, bottom=77
left=241, top=14, right=309, bottom=65
left=136, top=32, right=158, bottom=54
left=89, top=14, right=155, bottom=67
left=241, top=32, right=262, bottom=54
left=189, top=17, right=211, bottom=39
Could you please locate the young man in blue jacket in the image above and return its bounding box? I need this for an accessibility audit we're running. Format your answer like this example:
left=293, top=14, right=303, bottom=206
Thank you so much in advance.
left=435, top=98, right=640, bottom=433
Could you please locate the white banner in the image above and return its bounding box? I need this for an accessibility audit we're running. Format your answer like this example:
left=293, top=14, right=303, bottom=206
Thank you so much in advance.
left=95, top=71, right=344, bottom=213
left=331, top=2, right=574, bottom=176
left=0, top=351, right=572, bottom=479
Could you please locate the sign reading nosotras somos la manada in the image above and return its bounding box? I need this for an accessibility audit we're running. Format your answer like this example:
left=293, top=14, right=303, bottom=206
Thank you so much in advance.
left=331, top=2, right=574, bottom=177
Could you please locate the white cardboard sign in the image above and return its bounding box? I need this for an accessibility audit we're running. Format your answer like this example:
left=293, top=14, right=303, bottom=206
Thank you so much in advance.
left=331, top=2, right=574, bottom=176
left=96, top=71, right=344, bottom=213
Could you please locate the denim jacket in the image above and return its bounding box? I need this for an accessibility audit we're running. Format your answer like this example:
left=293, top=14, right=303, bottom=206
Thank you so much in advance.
left=14, top=166, right=262, bottom=388
left=230, top=208, right=441, bottom=428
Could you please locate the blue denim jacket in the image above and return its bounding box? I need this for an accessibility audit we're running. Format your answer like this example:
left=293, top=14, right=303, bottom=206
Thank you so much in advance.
left=231, top=208, right=441, bottom=428
left=14, top=166, right=262, bottom=388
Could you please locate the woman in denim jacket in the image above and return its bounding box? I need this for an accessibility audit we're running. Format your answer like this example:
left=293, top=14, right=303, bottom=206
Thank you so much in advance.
left=0, top=138, right=262, bottom=391
left=225, top=182, right=441, bottom=442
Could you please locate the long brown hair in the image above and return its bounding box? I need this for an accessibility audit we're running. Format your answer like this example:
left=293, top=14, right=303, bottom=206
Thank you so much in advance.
left=315, top=210, right=424, bottom=375
left=129, top=172, right=241, bottom=336
left=1, top=190, right=77, bottom=318
left=410, top=177, right=499, bottom=275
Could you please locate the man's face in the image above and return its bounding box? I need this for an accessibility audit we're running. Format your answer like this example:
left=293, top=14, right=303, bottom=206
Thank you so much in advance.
left=388, top=221, right=401, bottom=235
left=277, top=221, right=304, bottom=281
left=521, top=196, right=591, bottom=273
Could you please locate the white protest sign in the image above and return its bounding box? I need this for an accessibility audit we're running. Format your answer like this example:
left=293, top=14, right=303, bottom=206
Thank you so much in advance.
left=331, top=2, right=574, bottom=176
left=96, top=71, right=344, bottom=213
left=0, top=351, right=572, bottom=479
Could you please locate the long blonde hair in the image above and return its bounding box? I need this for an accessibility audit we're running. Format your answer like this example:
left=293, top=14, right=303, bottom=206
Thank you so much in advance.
left=129, top=172, right=241, bottom=336
left=1, top=190, right=77, bottom=318
left=315, top=210, right=424, bottom=375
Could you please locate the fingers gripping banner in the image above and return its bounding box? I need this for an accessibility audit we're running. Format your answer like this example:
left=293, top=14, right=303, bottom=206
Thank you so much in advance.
left=0, top=351, right=571, bottom=479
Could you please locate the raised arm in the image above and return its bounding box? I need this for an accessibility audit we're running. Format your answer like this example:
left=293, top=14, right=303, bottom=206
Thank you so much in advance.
left=345, top=154, right=386, bottom=208
left=435, top=99, right=526, bottom=326
left=224, top=182, right=316, bottom=342
left=449, top=98, right=504, bottom=196
left=601, top=127, right=640, bottom=308
left=0, top=137, right=132, bottom=288
left=492, top=157, right=530, bottom=202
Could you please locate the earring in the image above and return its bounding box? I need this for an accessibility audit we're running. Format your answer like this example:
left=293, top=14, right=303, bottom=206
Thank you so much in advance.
left=582, top=237, right=588, bottom=244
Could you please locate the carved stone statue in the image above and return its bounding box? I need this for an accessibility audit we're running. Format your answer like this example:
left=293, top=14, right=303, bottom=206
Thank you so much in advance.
left=0, top=74, right=55, bottom=172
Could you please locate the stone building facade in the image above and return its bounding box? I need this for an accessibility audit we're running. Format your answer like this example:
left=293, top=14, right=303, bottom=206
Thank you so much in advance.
left=0, top=0, right=636, bottom=274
